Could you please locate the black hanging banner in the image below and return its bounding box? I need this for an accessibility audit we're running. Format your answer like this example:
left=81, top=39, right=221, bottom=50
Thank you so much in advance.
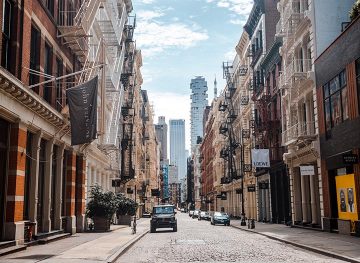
left=66, top=76, right=98, bottom=145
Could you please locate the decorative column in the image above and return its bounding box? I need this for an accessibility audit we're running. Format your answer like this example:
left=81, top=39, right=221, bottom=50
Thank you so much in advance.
left=65, top=151, right=76, bottom=234
left=265, top=187, right=271, bottom=222
left=4, top=122, right=27, bottom=242
left=43, top=139, right=54, bottom=232
left=29, top=130, right=42, bottom=235
left=54, top=144, right=65, bottom=230
left=76, top=155, right=86, bottom=232
left=301, top=174, right=311, bottom=223
left=310, top=172, right=319, bottom=224
left=293, top=167, right=302, bottom=222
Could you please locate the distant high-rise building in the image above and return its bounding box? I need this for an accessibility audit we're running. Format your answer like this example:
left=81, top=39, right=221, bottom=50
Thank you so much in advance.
left=190, top=76, right=208, bottom=150
left=214, top=76, right=217, bottom=98
left=170, top=119, right=186, bottom=180
left=155, top=116, right=167, bottom=161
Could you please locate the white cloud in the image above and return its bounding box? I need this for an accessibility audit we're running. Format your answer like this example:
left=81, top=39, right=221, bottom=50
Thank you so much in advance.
left=136, top=9, right=209, bottom=57
left=229, top=19, right=246, bottom=25
left=149, top=92, right=191, bottom=150
left=140, top=0, right=156, bottom=4
left=224, top=49, right=236, bottom=60
left=207, top=0, right=253, bottom=17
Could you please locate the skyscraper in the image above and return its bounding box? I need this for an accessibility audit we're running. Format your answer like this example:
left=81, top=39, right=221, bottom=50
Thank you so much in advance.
left=155, top=116, right=167, bottom=162
left=170, top=119, right=186, bottom=180
left=190, top=76, right=208, bottom=150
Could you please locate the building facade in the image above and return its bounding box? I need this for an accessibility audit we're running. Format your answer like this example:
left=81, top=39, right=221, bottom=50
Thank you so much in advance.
left=155, top=116, right=168, bottom=162
left=190, top=77, right=208, bottom=150
left=278, top=0, right=355, bottom=227
left=170, top=119, right=186, bottom=180
left=315, top=16, right=360, bottom=233
left=0, top=0, right=135, bottom=243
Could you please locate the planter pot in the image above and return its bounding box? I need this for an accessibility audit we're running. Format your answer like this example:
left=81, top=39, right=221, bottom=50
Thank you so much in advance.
left=338, top=219, right=351, bottom=235
left=117, top=215, right=132, bottom=226
left=93, top=217, right=111, bottom=232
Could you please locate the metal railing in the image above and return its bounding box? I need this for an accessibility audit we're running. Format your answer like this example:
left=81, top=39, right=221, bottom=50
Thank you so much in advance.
left=282, top=121, right=315, bottom=145
left=277, top=0, right=308, bottom=38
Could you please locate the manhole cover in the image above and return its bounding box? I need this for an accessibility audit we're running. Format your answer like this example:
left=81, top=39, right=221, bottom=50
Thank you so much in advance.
left=175, top=239, right=205, bottom=245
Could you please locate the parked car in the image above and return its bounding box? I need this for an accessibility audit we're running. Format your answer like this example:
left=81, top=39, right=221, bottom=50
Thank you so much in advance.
left=192, top=210, right=200, bottom=218
left=198, top=211, right=210, bottom=221
left=150, top=205, right=177, bottom=233
left=189, top=210, right=194, bottom=217
left=142, top=211, right=151, bottom=218
left=211, top=212, right=230, bottom=226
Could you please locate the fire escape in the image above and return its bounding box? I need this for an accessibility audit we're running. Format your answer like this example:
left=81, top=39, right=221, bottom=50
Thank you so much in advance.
left=120, top=16, right=136, bottom=183
left=219, top=62, right=240, bottom=185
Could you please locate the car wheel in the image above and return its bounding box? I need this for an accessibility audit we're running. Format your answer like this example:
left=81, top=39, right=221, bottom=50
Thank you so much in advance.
left=150, top=226, right=156, bottom=233
left=173, top=226, right=177, bottom=232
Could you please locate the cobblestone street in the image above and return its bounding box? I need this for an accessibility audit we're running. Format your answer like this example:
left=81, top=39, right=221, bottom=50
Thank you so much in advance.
left=117, top=213, right=345, bottom=263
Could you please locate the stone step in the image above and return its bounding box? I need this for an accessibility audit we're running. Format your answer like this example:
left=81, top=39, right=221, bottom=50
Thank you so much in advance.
left=37, top=233, right=71, bottom=245
left=0, top=245, right=26, bottom=257
left=0, top=240, right=16, bottom=250
left=34, top=229, right=64, bottom=240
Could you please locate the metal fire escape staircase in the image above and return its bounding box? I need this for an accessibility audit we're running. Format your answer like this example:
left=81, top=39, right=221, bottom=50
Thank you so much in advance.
left=120, top=16, right=136, bottom=183
left=219, top=62, right=241, bottom=185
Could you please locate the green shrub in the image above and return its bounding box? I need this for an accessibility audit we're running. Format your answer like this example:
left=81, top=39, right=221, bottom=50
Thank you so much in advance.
left=350, top=0, right=360, bottom=21
left=115, top=193, right=138, bottom=216
left=86, top=185, right=117, bottom=220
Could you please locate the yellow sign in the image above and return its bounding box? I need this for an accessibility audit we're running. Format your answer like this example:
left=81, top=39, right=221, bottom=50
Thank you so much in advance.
left=335, top=174, right=358, bottom=221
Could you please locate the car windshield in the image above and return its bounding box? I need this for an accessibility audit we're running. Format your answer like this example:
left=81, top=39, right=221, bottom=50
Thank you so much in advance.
left=153, top=206, right=174, bottom=214
left=214, top=212, right=227, bottom=217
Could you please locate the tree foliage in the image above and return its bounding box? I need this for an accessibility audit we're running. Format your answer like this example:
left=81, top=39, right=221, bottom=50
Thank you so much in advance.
left=86, top=185, right=117, bottom=220
left=115, top=193, right=138, bottom=216
left=350, top=0, right=360, bottom=21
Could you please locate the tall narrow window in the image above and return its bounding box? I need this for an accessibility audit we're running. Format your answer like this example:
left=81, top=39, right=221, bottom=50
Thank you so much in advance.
left=44, top=42, right=53, bottom=104
left=356, top=58, right=360, bottom=114
left=56, top=57, right=63, bottom=111
left=30, top=26, right=40, bottom=88
left=24, top=132, right=33, bottom=220
left=1, top=0, right=13, bottom=71
left=323, top=70, right=348, bottom=132
left=45, top=0, right=54, bottom=16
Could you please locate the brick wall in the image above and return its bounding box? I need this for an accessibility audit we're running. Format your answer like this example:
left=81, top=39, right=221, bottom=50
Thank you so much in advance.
left=6, top=123, right=27, bottom=223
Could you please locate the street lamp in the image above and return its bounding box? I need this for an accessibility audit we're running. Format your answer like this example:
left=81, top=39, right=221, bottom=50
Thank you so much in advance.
left=240, top=130, right=247, bottom=226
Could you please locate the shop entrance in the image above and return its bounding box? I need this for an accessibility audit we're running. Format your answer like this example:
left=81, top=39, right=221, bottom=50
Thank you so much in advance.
left=0, top=119, right=9, bottom=240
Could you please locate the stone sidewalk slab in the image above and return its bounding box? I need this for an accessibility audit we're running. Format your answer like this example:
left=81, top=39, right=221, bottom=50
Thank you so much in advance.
left=0, top=219, right=150, bottom=263
left=231, top=220, right=360, bottom=263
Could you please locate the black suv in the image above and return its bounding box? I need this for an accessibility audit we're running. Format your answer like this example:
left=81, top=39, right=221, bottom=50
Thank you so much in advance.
left=150, top=205, right=177, bottom=233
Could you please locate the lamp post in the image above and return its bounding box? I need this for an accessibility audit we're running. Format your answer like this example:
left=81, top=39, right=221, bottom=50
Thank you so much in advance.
left=240, top=130, right=247, bottom=226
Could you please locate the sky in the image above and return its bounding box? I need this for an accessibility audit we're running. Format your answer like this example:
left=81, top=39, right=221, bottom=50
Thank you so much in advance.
left=132, top=0, right=253, bottom=151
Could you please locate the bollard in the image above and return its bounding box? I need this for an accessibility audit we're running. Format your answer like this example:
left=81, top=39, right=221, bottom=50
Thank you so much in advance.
left=251, top=219, right=255, bottom=229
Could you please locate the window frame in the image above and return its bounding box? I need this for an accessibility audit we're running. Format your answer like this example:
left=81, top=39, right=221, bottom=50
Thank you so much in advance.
left=323, top=69, right=348, bottom=134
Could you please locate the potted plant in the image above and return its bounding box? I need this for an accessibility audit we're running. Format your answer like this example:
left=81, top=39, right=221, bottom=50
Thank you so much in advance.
left=86, top=185, right=117, bottom=231
left=115, top=193, right=138, bottom=226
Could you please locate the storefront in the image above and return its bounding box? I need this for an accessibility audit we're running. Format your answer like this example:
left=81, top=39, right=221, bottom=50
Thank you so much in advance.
left=0, top=118, right=9, bottom=241
left=256, top=173, right=271, bottom=222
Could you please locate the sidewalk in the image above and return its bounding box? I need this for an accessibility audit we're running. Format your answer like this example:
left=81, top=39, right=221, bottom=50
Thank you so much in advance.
left=231, top=220, right=360, bottom=263
left=0, top=219, right=149, bottom=263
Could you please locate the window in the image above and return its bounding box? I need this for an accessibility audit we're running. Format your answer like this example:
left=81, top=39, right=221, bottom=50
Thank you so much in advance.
left=323, top=70, right=348, bottom=133
left=56, top=57, right=63, bottom=111
left=44, top=42, right=53, bottom=104
left=30, top=25, right=40, bottom=88
left=1, top=0, right=13, bottom=71
left=45, top=0, right=54, bottom=16
left=356, top=58, right=360, bottom=114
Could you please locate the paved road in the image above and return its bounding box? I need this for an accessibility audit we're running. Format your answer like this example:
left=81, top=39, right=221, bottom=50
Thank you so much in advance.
left=117, top=213, right=345, bottom=263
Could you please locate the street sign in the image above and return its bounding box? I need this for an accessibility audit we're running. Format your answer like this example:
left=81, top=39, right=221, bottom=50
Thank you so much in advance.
left=247, top=185, right=256, bottom=192
left=343, top=153, right=358, bottom=164
left=112, top=179, right=120, bottom=187
left=236, top=188, right=243, bottom=194
left=259, top=182, right=269, bottom=189
left=252, top=149, right=270, bottom=167
left=151, top=189, right=160, bottom=197
left=127, top=188, right=134, bottom=194
left=221, top=192, right=227, bottom=200
left=300, top=165, right=315, bottom=176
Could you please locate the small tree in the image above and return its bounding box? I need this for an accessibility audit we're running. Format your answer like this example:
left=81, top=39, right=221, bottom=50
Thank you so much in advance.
left=350, top=0, right=360, bottom=21
left=115, top=193, right=138, bottom=216
left=86, top=185, right=117, bottom=220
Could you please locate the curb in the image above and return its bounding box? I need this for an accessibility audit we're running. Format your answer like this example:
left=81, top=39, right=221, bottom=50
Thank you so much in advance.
left=230, top=225, right=360, bottom=263
left=107, top=229, right=149, bottom=263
